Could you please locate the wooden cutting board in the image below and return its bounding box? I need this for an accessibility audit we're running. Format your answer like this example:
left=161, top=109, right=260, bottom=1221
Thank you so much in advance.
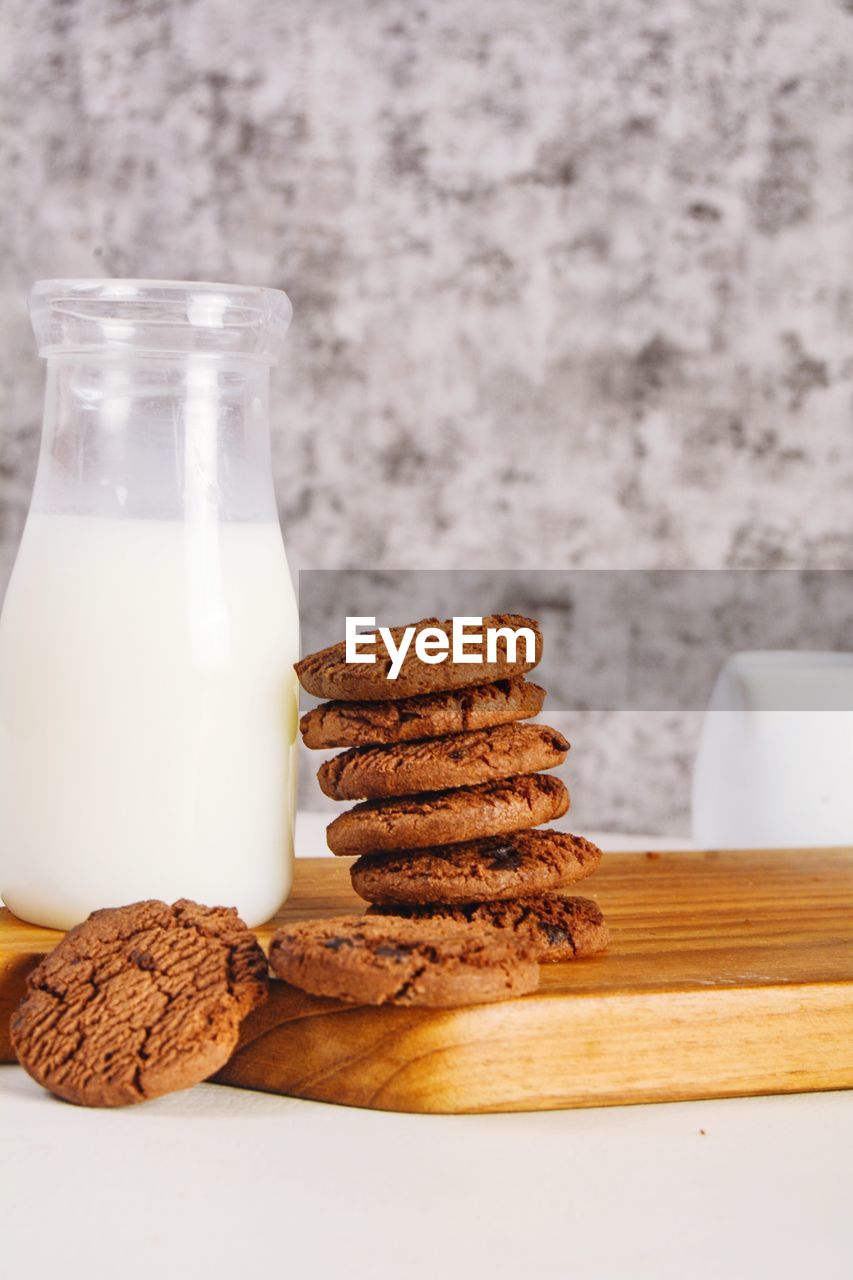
left=1, top=849, right=852, bottom=1113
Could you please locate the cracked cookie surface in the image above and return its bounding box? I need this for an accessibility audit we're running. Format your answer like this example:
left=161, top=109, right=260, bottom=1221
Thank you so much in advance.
left=325, top=773, right=570, bottom=856
left=350, top=829, right=601, bottom=904
left=268, top=914, right=540, bottom=1007
left=10, top=899, right=268, bottom=1108
left=295, top=614, right=542, bottom=701
left=369, top=896, right=610, bottom=963
left=318, top=721, right=569, bottom=801
left=300, top=677, right=546, bottom=749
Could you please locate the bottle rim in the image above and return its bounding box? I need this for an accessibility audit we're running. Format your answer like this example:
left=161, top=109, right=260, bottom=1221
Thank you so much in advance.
left=29, top=278, right=293, bottom=362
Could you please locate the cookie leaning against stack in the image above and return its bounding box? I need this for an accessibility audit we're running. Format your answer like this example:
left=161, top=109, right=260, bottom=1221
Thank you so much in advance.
left=11, top=899, right=268, bottom=1107
left=294, top=614, right=609, bottom=978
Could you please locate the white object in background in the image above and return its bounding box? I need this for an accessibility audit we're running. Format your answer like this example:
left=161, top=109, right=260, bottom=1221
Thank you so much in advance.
left=0, top=280, right=299, bottom=929
left=691, top=651, right=853, bottom=849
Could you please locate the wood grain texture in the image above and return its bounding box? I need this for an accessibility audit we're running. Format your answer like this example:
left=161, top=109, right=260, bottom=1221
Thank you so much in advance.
left=2, top=849, right=852, bottom=1113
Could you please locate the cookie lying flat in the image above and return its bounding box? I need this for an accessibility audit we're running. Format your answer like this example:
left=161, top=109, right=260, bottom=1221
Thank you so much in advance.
left=325, top=773, right=569, bottom=856
left=10, top=899, right=268, bottom=1108
left=350, top=829, right=601, bottom=904
left=300, top=677, right=546, bottom=750
left=370, top=896, right=610, bottom=963
left=268, top=915, right=539, bottom=1007
left=295, top=614, right=542, bottom=702
left=318, top=722, right=569, bottom=801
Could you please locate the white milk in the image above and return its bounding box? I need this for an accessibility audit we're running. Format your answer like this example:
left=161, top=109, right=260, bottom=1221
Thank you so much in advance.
left=0, top=513, right=299, bottom=929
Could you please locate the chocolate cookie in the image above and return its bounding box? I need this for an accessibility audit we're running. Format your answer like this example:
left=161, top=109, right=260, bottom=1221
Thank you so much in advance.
left=300, top=677, right=546, bottom=750
left=295, top=614, right=542, bottom=702
left=318, top=722, right=569, bottom=802
left=370, top=896, right=609, bottom=963
left=325, top=773, right=569, bottom=856
left=350, top=829, right=601, bottom=904
left=10, top=899, right=268, bottom=1108
left=268, top=914, right=539, bottom=1007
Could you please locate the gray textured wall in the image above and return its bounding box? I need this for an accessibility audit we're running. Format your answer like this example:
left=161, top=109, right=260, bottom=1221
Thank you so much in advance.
left=2, top=0, right=853, bottom=834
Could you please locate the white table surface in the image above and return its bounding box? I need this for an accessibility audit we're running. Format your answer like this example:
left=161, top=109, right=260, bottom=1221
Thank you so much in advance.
left=2, top=825, right=850, bottom=1278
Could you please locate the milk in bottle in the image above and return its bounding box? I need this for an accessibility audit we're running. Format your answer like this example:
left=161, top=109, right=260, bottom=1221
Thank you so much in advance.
left=0, top=280, right=299, bottom=928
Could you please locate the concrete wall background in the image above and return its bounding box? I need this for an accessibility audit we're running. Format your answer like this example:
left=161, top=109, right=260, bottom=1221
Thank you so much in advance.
left=2, top=0, right=852, bottom=834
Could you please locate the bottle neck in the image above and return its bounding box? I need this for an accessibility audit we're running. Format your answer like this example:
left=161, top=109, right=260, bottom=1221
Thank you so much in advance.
left=32, top=353, right=278, bottom=523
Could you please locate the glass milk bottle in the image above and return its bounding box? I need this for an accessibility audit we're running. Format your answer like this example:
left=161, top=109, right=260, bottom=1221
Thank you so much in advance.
left=0, top=280, right=299, bottom=929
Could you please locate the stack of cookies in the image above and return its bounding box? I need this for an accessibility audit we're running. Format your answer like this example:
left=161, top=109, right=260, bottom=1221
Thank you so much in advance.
left=296, top=615, right=609, bottom=966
